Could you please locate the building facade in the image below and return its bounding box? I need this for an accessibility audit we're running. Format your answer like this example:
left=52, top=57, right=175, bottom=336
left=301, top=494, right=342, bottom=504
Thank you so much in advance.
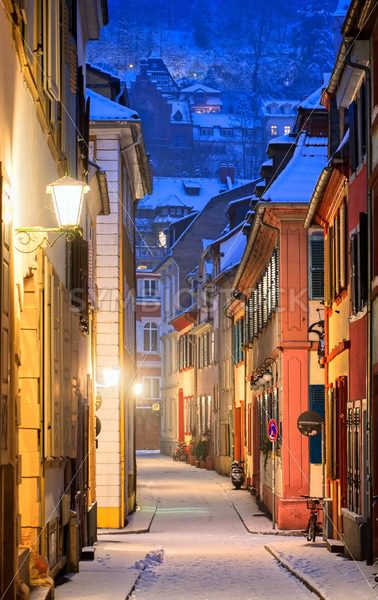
left=88, top=88, right=151, bottom=528
left=135, top=270, right=162, bottom=450
left=0, top=0, right=108, bottom=596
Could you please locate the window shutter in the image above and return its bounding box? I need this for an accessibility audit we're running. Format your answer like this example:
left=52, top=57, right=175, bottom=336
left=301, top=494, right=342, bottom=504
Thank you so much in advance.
left=310, top=235, right=324, bottom=300
left=309, top=385, right=325, bottom=464
left=339, top=202, right=346, bottom=290
left=359, top=212, right=368, bottom=309
left=262, top=272, right=268, bottom=326
left=349, top=101, right=358, bottom=172
left=267, top=259, right=272, bottom=318
left=257, top=280, right=263, bottom=332
left=324, top=230, right=332, bottom=306
left=334, top=214, right=340, bottom=297
left=253, top=289, right=258, bottom=337
left=244, top=301, right=249, bottom=345
left=350, top=233, right=358, bottom=314
left=248, top=297, right=254, bottom=342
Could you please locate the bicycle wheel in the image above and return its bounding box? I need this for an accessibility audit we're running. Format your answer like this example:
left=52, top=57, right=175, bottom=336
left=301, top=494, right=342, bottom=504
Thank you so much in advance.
left=307, top=514, right=317, bottom=542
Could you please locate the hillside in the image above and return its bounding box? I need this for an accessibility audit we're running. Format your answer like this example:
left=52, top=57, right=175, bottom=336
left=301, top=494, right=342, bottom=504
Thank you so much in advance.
left=88, top=0, right=339, bottom=101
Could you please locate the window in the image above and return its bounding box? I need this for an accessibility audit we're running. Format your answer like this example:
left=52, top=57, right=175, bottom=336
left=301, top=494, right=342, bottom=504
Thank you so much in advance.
left=198, top=395, right=212, bottom=434
left=244, top=247, right=279, bottom=345
left=309, top=385, right=325, bottom=464
left=184, top=396, right=193, bottom=434
left=232, top=319, right=244, bottom=364
left=143, top=322, right=159, bottom=352
left=324, top=203, right=347, bottom=306
left=270, top=124, right=278, bottom=136
left=349, top=83, right=367, bottom=172
left=68, top=236, right=89, bottom=333
left=178, top=334, right=194, bottom=371
left=200, top=127, right=213, bottom=136
left=143, top=377, right=160, bottom=399
left=142, top=279, right=159, bottom=298
left=159, top=231, right=167, bottom=248
left=221, top=128, right=234, bottom=137
left=350, top=212, right=368, bottom=314
left=284, top=125, right=291, bottom=135
left=309, top=234, right=324, bottom=300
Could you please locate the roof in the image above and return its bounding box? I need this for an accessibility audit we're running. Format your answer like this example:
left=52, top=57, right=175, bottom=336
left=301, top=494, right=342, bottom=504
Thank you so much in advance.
left=87, top=88, right=139, bottom=121
left=261, top=99, right=299, bottom=116
left=181, top=83, right=220, bottom=94
left=87, top=61, right=123, bottom=82
left=298, top=74, right=331, bottom=110
left=268, top=134, right=296, bottom=145
left=138, top=176, right=250, bottom=211
left=262, top=133, right=328, bottom=203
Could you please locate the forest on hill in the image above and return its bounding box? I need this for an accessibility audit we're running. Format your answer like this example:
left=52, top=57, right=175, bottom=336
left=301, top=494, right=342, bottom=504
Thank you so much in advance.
left=88, top=0, right=339, bottom=101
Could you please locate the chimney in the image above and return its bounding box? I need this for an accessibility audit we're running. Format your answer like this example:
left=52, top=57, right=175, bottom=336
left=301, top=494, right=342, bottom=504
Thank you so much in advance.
left=228, top=164, right=235, bottom=184
left=218, top=163, right=228, bottom=184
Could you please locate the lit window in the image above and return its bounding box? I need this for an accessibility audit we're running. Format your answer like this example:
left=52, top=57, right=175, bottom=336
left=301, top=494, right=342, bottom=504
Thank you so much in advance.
left=143, top=322, right=159, bottom=352
left=159, top=231, right=167, bottom=248
left=284, top=125, right=291, bottom=135
left=270, top=125, right=278, bottom=136
left=144, top=377, right=160, bottom=399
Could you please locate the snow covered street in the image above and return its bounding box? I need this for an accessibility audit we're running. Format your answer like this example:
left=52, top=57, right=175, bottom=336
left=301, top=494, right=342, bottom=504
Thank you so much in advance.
left=55, top=453, right=378, bottom=599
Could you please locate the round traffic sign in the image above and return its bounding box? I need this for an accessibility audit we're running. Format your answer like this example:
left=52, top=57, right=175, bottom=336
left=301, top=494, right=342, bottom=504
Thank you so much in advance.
left=267, top=419, right=278, bottom=442
left=297, top=411, right=322, bottom=437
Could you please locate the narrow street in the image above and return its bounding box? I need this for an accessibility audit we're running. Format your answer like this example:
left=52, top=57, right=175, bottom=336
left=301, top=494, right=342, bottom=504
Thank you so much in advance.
left=126, top=454, right=315, bottom=600
left=57, top=454, right=317, bottom=599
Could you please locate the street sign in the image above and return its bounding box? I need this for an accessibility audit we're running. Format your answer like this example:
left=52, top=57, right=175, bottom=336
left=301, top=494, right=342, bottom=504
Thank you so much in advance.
left=152, top=403, right=160, bottom=412
left=297, top=410, right=322, bottom=437
left=267, top=419, right=278, bottom=442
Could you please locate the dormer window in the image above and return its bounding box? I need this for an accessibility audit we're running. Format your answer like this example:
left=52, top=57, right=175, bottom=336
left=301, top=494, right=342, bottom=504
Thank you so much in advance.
left=284, top=125, right=291, bottom=135
left=270, top=125, right=278, bottom=136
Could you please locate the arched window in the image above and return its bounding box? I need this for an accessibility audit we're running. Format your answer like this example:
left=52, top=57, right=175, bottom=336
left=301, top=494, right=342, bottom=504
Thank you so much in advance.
left=144, top=322, right=158, bottom=352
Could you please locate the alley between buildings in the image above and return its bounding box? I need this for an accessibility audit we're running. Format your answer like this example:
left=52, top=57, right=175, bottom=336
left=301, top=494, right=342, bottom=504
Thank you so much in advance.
left=55, top=453, right=377, bottom=600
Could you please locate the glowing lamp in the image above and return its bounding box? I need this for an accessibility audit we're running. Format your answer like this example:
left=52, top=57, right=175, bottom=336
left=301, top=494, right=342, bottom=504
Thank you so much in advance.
left=134, top=383, right=143, bottom=397
left=102, top=368, right=120, bottom=388
left=46, top=175, right=89, bottom=229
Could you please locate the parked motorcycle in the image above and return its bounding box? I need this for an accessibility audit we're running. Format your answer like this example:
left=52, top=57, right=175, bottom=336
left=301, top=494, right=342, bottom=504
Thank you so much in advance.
left=231, top=460, right=245, bottom=489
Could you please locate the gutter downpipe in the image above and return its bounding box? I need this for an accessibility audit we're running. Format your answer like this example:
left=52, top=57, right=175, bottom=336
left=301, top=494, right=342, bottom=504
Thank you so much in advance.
left=346, top=52, right=373, bottom=564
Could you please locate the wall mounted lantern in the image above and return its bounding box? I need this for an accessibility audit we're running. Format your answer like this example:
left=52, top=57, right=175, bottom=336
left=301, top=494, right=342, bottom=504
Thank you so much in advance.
left=15, top=175, right=89, bottom=252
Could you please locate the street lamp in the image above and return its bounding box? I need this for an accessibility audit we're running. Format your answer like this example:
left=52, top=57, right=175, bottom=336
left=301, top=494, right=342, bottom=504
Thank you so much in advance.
left=47, top=175, right=89, bottom=229
left=15, top=175, right=89, bottom=252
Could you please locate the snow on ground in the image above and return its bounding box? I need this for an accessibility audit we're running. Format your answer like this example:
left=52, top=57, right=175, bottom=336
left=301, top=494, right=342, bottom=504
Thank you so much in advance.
left=56, top=454, right=378, bottom=599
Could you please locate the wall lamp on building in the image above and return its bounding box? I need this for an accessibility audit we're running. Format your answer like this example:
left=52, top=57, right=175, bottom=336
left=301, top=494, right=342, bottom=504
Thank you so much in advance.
left=15, top=175, right=89, bottom=253
left=250, top=357, right=277, bottom=391
left=308, top=314, right=325, bottom=368
left=134, top=382, right=143, bottom=397
left=98, top=368, right=120, bottom=388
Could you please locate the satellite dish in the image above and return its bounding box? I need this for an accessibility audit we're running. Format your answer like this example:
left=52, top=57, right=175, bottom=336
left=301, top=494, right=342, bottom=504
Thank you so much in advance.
left=297, top=411, right=322, bottom=437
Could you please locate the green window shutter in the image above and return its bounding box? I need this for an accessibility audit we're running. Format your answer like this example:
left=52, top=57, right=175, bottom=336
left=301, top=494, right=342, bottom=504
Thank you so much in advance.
left=309, top=385, right=325, bottom=464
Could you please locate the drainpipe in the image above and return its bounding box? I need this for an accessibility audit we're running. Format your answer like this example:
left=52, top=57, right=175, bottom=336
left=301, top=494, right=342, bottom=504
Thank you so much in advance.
left=346, top=53, right=373, bottom=563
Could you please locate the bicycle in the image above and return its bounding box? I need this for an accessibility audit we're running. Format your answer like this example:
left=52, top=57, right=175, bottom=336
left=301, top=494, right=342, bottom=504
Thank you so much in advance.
left=301, top=495, right=323, bottom=542
left=173, top=441, right=187, bottom=462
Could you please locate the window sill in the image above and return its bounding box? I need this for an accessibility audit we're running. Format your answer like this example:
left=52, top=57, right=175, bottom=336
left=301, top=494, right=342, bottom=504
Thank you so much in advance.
left=349, top=306, right=367, bottom=323
left=341, top=508, right=364, bottom=524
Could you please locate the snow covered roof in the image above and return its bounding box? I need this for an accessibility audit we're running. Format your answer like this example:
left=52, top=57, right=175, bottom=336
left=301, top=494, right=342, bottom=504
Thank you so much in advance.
left=181, top=83, right=220, bottom=94
left=87, top=88, right=139, bottom=121
left=87, top=62, right=123, bottom=81
left=262, top=133, right=328, bottom=203
left=299, top=75, right=331, bottom=110
left=261, top=99, right=299, bottom=116
left=268, top=134, right=296, bottom=145
left=139, top=177, right=249, bottom=211
left=169, top=100, right=192, bottom=124
left=218, top=227, right=246, bottom=274
left=192, top=113, right=251, bottom=129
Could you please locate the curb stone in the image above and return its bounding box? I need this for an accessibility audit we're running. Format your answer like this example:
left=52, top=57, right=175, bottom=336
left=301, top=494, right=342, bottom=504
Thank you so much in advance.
left=265, top=543, right=327, bottom=600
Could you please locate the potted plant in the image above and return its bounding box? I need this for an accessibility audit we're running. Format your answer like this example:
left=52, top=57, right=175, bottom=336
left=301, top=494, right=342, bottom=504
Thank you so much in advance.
left=195, top=440, right=208, bottom=468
